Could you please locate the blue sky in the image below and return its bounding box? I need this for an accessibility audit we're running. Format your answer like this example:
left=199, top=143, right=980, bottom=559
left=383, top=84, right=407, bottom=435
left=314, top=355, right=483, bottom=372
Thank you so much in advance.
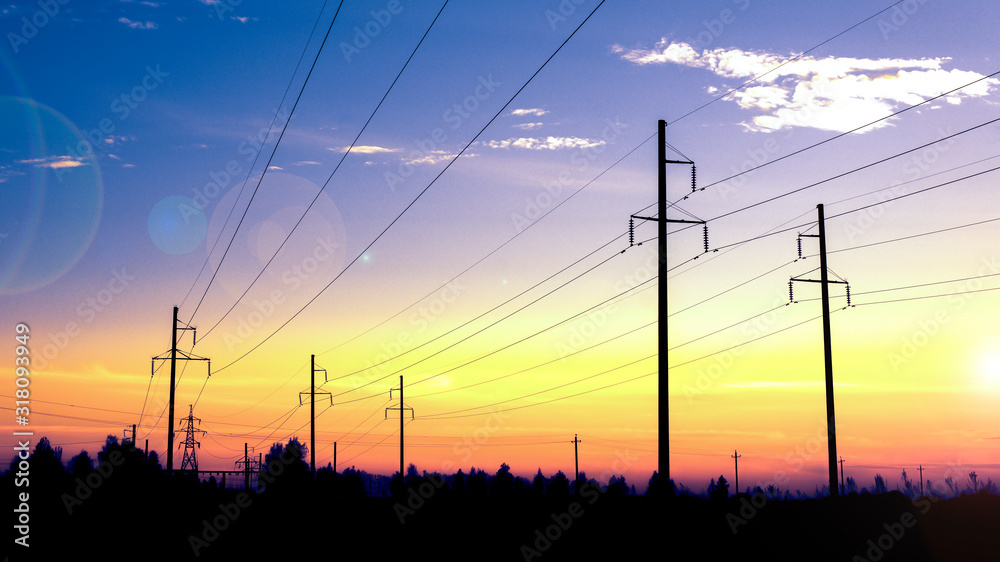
left=2, top=0, right=1000, bottom=491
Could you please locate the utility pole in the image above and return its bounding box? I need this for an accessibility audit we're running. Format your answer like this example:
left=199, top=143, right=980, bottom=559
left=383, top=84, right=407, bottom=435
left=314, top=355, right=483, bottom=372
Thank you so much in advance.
left=919, top=464, right=924, bottom=498
left=299, top=355, right=330, bottom=479
left=732, top=450, right=741, bottom=496
left=168, top=306, right=177, bottom=472
left=179, top=404, right=205, bottom=472
left=629, top=119, right=705, bottom=492
left=788, top=204, right=850, bottom=497
left=840, top=457, right=846, bottom=493
left=334, top=442, right=337, bottom=474
left=152, top=307, right=209, bottom=473
left=572, top=434, right=583, bottom=489
left=386, top=376, right=414, bottom=480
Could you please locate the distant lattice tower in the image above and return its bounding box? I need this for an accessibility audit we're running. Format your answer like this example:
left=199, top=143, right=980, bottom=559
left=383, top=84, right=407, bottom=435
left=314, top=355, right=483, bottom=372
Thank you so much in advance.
left=179, top=404, right=206, bottom=472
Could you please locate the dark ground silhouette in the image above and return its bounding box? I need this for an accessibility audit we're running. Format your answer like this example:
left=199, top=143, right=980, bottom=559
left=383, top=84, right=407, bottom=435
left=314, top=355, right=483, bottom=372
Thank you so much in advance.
left=3, top=436, right=997, bottom=561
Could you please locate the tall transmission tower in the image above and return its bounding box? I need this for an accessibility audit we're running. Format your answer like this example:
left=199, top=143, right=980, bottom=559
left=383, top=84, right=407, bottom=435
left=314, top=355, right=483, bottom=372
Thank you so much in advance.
left=178, top=404, right=206, bottom=472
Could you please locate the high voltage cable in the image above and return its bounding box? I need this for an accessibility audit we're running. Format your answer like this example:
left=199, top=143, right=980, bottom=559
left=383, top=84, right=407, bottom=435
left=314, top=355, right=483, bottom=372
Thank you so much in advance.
left=322, top=232, right=628, bottom=385
left=327, top=275, right=657, bottom=407
left=326, top=250, right=646, bottom=399
left=420, top=371, right=655, bottom=421
left=418, top=354, right=655, bottom=418
left=179, top=0, right=332, bottom=312
left=188, top=1, right=346, bottom=325
left=408, top=320, right=657, bottom=400
left=696, top=72, right=1000, bottom=194
left=315, top=131, right=657, bottom=359
left=705, top=116, right=1000, bottom=224
left=210, top=1, right=607, bottom=375
left=667, top=0, right=910, bottom=126
left=198, top=1, right=451, bottom=340
left=707, top=163, right=1000, bottom=254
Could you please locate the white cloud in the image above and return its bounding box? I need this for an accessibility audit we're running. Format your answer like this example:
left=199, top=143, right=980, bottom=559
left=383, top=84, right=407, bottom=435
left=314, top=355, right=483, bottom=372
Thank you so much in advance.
left=403, top=150, right=475, bottom=166
left=18, top=155, right=89, bottom=169
left=119, top=17, right=157, bottom=29
left=513, top=122, right=543, bottom=130
left=481, top=136, right=606, bottom=150
left=295, top=161, right=322, bottom=166
left=330, top=145, right=400, bottom=154
left=613, top=39, right=999, bottom=133
left=511, top=108, right=549, bottom=117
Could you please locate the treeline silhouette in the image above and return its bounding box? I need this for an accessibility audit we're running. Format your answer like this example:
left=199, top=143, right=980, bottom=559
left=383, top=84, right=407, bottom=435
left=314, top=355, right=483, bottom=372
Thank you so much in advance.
left=3, top=436, right=998, bottom=561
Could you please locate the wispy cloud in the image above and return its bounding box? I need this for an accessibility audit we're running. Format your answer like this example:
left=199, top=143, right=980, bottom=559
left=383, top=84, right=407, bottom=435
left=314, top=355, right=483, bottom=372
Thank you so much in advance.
left=119, top=17, right=157, bottom=29
left=511, top=108, right=549, bottom=117
left=480, top=136, right=605, bottom=150
left=613, top=39, right=999, bottom=133
left=403, top=150, right=474, bottom=166
left=513, top=122, right=543, bottom=130
left=330, top=145, right=400, bottom=154
left=18, top=155, right=90, bottom=169
left=295, top=161, right=322, bottom=166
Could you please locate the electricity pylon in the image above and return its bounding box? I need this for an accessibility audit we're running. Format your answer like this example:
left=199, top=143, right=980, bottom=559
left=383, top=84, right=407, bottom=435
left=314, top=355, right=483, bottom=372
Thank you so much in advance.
left=178, top=404, right=205, bottom=472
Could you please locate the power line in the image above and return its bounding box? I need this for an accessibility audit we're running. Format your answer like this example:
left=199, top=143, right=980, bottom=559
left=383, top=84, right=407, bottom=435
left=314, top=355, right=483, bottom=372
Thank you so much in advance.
left=188, top=0, right=346, bottom=324
left=179, top=0, right=332, bottom=312
left=197, top=0, right=451, bottom=340
left=210, top=1, right=608, bottom=375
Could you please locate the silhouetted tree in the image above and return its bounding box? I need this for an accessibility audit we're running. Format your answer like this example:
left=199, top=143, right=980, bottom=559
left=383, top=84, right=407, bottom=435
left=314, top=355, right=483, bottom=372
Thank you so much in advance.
left=492, top=463, right=513, bottom=497
left=606, top=474, right=628, bottom=497
left=708, top=475, right=729, bottom=501
left=68, top=451, right=94, bottom=479
left=532, top=468, right=545, bottom=498
left=548, top=470, right=570, bottom=500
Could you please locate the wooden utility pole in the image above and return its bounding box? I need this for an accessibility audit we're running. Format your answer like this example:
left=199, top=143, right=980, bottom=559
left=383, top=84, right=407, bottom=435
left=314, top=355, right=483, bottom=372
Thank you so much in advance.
left=789, top=204, right=849, bottom=497
left=386, top=376, right=413, bottom=480
left=840, top=457, right=846, bottom=493
left=152, top=307, right=207, bottom=474
left=732, top=450, right=741, bottom=496
left=299, top=355, right=330, bottom=479
left=334, top=442, right=337, bottom=474
left=630, top=120, right=703, bottom=491
left=168, top=306, right=178, bottom=472
left=919, top=464, right=924, bottom=498
left=572, top=434, right=582, bottom=486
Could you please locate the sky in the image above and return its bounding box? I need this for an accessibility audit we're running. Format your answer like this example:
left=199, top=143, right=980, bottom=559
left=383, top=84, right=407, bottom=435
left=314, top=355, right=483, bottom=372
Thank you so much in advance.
left=1, top=0, right=999, bottom=495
